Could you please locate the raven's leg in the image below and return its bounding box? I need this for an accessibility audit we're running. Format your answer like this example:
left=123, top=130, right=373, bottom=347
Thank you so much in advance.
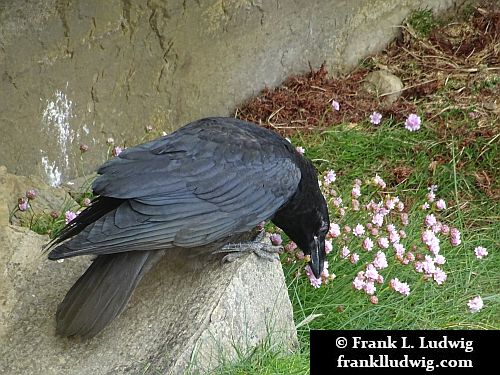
left=213, top=231, right=282, bottom=263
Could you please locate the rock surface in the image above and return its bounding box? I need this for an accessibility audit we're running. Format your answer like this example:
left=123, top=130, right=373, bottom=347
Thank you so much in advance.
left=0, top=0, right=461, bottom=185
left=363, top=70, right=404, bottom=104
left=0, top=168, right=298, bottom=374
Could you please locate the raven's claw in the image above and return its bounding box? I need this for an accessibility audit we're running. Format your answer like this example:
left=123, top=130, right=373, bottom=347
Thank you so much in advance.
left=214, top=237, right=282, bottom=263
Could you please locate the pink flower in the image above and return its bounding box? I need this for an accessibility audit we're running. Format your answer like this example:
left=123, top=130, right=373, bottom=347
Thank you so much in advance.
left=434, top=254, right=446, bottom=265
left=325, top=239, right=333, bottom=254
left=353, top=223, right=365, bottom=237
left=341, top=246, right=350, bottom=259
left=26, top=189, right=37, bottom=200
left=422, top=255, right=436, bottom=275
left=394, top=243, right=405, bottom=257
left=324, top=170, right=337, bottom=185
left=390, top=278, right=411, bottom=296
left=433, top=268, right=447, bottom=285
left=351, top=199, right=360, bottom=211
left=363, top=281, right=376, bottom=295
left=370, top=227, right=379, bottom=237
left=436, top=199, right=446, bottom=210
left=329, top=223, right=341, bottom=238
left=378, top=237, right=389, bottom=249
left=352, top=276, right=365, bottom=290
left=349, top=253, right=360, bottom=264
left=285, top=241, right=298, bottom=253
left=369, top=111, right=382, bottom=125
left=305, top=265, right=322, bottom=288
left=397, top=201, right=405, bottom=212
left=441, top=224, right=450, bottom=235
left=344, top=225, right=351, bottom=234
left=296, top=251, right=305, bottom=260
left=422, top=202, right=430, bottom=210
left=65, top=210, right=77, bottom=224
left=377, top=275, right=384, bottom=284
left=18, top=198, right=29, bottom=211
left=474, top=246, right=488, bottom=259
left=372, top=213, right=384, bottom=227
left=400, top=213, right=409, bottom=226
left=388, top=231, right=400, bottom=244
left=399, top=229, right=407, bottom=239
left=424, top=214, right=437, bottom=227
left=331, top=100, right=340, bottom=111
left=467, top=296, right=484, bottom=313
left=373, top=251, right=388, bottom=270
left=450, top=228, right=461, bottom=246
left=112, top=146, right=123, bottom=157
left=296, top=146, right=305, bottom=155
left=269, top=233, right=282, bottom=246
left=363, top=238, right=374, bottom=252
left=373, top=174, right=386, bottom=189
left=405, top=113, right=421, bottom=131
left=385, top=198, right=397, bottom=211
left=427, top=191, right=436, bottom=202
left=370, top=295, right=379, bottom=304
left=351, top=185, right=361, bottom=198
left=333, top=197, right=342, bottom=207
left=365, top=264, right=379, bottom=280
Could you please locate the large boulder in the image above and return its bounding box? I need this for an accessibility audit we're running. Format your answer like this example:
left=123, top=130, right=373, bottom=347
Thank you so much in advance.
left=0, top=168, right=298, bottom=374
left=0, top=0, right=460, bottom=185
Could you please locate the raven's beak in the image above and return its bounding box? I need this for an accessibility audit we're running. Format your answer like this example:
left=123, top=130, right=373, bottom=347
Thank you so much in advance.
left=310, top=236, right=322, bottom=279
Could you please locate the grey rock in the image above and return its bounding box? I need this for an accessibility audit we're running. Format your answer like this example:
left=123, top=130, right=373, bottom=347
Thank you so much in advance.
left=0, top=0, right=460, bottom=185
left=363, top=70, right=404, bottom=104
left=0, top=169, right=298, bottom=374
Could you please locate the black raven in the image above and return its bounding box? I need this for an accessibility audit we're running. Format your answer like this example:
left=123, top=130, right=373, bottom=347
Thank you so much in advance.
left=47, top=117, right=329, bottom=338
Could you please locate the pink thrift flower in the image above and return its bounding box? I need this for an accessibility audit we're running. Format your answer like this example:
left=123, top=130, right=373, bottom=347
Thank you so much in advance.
left=18, top=198, right=29, bottom=211
left=341, top=246, right=350, bottom=259
left=399, top=229, right=407, bottom=239
left=349, top=253, right=360, bottom=264
left=405, top=113, right=421, bottom=131
left=431, top=222, right=443, bottom=234
left=329, top=223, right=341, bottom=238
left=385, top=198, right=397, bottom=211
left=26, top=189, right=37, bottom=200
left=296, top=146, right=305, bottom=155
left=467, top=296, right=484, bottom=313
left=400, top=213, right=409, bottom=226
left=394, top=243, right=405, bottom=257
left=339, top=208, right=346, bottom=216
left=373, top=251, right=388, bottom=270
left=369, top=111, right=382, bottom=125
left=397, top=201, right=405, bottom=212
left=353, top=223, right=365, bottom=237
left=427, top=191, right=436, bottom=202
left=405, top=252, right=415, bottom=262
left=474, top=246, right=488, bottom=259
left=386, top=224, right=396, bottom=233
left=434, top=254, right=446, bottom=265
left=433, top=268, right=447, bottom=285
left=344, top=225, right=351, bottom=234
left=378, top=237, right=389, bottom=249
left=351, top=185, right=361, bottom=198
left=363, top=237, right=374, bottom=252
left=414, top=262, right=424, bottom=273
left=65, top=210, right=77, bottom=224
left=422, top=255, right=436, bottom=275
left=269, top=233, right=282, bottom=246
left=353, top=276, right=365, bottom=290
left=373, top=174, right=386, bottom=189
left=388, top=231, right=400, bottom=244
left=363, top=281, right=376, bottom=295
left=436, top=199, right=446, bottom=210
left=377, top=274, right=384, bottom=284
left=333, top=197, right=343, bottom=207
left=370, top=295, right=379, bottom=304
left=325, top=240, right=333, bottom=254
left=424, top=214, right=437, bottom=227
left=296, top=251, right=305, bottom=260
left=324, top=170, right=337, bottom=185
left=305, top=265, right=322, bottom=288
left=370, top=227, right=379, bottom=237
left=422, top=202, right=430, bottom=210
left=390, top=278, right=411, bottom=296
left=365, top=264, right=379, bottom=280
left=450, top=228, right=461, bottom=246
left=372, top=213, right=384, bottom=227
left=112, top=146, right=123, bottom=157
left=285, top=241, right=298, bottom=253
left=441, top=224, right=450, bottom=235
left=331, top=100, right=340, bottom=111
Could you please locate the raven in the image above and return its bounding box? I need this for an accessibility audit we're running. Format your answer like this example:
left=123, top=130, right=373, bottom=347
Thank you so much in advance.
left=47, top=117, right=329, bottom=338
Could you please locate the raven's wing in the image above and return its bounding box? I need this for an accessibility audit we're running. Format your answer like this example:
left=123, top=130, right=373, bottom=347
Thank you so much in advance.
left=49, top=118, right=301, bottom=259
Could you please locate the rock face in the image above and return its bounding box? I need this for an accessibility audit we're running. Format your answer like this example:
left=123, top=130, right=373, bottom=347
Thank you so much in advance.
left=0, top=167, right=297, bottom=374
left=0, top=0, right=461, bottom=185
left=363, top=70, right=404, bottom=104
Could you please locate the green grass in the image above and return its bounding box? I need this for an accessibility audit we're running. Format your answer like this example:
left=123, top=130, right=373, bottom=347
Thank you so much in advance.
left=220, top=112, right=498, bottom=373
left=407, top=8, right=439, bottom=37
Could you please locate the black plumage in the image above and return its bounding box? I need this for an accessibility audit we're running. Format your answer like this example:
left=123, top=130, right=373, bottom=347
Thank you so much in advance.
left=47, top=117, right=329, bottom=338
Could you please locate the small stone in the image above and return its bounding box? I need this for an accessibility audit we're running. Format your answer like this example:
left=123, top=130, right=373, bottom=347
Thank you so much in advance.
left=364, top=70, right=404, bottom=104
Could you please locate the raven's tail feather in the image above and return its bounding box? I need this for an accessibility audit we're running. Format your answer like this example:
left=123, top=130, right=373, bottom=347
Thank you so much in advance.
left=56, top=250, right=164, bottom=338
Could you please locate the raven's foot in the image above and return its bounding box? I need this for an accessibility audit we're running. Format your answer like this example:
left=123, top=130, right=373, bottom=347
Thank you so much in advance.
left=214, top=236, right=282, bottom=263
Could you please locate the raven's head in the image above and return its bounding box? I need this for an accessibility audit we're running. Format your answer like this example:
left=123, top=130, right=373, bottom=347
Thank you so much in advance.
left=272, top=183, right=330, bottom=279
